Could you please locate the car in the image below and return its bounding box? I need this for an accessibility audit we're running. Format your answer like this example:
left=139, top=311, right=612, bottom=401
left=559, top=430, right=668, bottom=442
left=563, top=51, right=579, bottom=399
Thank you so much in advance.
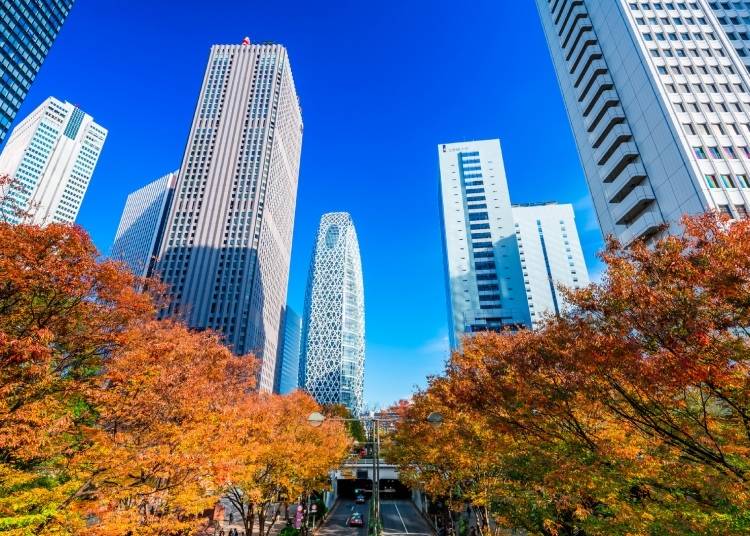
left=355, top=494, right=366, bottom=504
left=348, top=513, right=364, bottom=527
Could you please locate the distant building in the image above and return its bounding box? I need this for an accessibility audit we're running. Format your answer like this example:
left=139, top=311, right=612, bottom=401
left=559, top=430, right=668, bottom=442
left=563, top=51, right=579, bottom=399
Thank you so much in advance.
left=299, top=212, right=365, bottom=415
left=153, top=42, right=303, bottom=392
left=0, top=97, right=107, bottom=224
left=111, top=171, right=177, bottom=278
left=0, top=1, right=76, bottom=144
left=535, top=1, right=750, bottom=245
left=275, top=307, right=302, bottom=394
left=438, top=139, right=530, bottom=350
left=438, top=139, right=591, bottom=348
left=512, top=203, right=589, bottom=328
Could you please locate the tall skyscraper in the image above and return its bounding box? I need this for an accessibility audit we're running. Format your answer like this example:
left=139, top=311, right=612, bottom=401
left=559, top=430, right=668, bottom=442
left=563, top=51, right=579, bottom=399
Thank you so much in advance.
left=0, top=97, right=106, bottom=224
left=154, top=41, right=303, bottom=392
left=299, top=212, right=365, bottom=415
left=275, top=307, right=302, bottom=395
left=438, top=139, right=530, bottom=350
left=0, top=1, right=75, bottom=144
left=111, top=171, right=177, bottom=278
left=512, top=202, right=589, bottom=328
left=536, top=1, right=750, bottom=246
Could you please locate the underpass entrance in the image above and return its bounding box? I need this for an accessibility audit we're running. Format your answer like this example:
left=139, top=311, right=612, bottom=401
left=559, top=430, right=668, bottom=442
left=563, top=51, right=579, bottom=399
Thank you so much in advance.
left=337, top=478, right=373, bottom=499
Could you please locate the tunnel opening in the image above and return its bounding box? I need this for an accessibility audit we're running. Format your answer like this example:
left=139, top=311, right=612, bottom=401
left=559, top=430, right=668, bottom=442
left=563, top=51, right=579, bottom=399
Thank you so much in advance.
left=336, top=478, right=411, bottom=500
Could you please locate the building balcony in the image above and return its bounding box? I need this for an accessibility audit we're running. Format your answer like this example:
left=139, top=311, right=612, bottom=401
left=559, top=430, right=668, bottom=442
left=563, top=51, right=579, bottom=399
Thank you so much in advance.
left=560, top=6, right=590, bottom=50
left=565, top=27, right=595, bottom=62
left=619, top=207, right=663, bottom=246
left=581, top=78, right=615, bottom=116
left=592, top=118, right=630, bottom=155
left=604, top=160, right=647, bottom=203
left=599, top=140, right=640, bottom=183
left=612, top=185, right=656, bottom=225
left=570, top=48, right=603, bottom=87
left=585, top=101, right=624, bottom=134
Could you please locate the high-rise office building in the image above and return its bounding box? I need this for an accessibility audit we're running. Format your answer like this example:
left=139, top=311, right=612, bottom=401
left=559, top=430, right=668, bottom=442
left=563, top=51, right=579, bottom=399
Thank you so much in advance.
left=0, top=97, right=106, bottom=224
left=438, top=139, right=530, bottom=350
left=274, top=307, right=302, bottom=395
left=0, top=1, right=75, bottom=144
left=299, top=212, right=365, bottom=415
left=512, top=202, right=589, bottom=328
left=536, top=1, right=750, bottom=246
left=111, top=171, right=177, bottom=278
left=154, top=41, right=303, bottom=392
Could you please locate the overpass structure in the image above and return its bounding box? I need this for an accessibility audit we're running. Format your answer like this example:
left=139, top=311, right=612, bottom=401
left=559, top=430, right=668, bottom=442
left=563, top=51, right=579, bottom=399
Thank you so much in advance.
left=331, top=459, right=410, bottom=500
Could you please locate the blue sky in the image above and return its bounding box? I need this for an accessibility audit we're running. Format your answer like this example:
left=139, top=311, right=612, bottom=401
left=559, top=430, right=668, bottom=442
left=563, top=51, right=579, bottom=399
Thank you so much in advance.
left=7, top=0, right=604, bottom=408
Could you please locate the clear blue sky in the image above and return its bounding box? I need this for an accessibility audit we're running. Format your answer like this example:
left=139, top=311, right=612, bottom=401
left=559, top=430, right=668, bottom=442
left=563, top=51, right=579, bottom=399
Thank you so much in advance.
left=7, top=0, right=604, bottom=408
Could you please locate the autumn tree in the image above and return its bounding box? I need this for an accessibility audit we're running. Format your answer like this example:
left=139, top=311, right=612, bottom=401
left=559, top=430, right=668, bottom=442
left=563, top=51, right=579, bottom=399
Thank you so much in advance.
left=215, top=391, right=350, bottom=536
left=0, top=221, right=154, bottom=533
left=79, top=321, right=258, bottom=536
left=389, top=214, right=750, bottom=536
left=0, top=218, right=260, bottom=535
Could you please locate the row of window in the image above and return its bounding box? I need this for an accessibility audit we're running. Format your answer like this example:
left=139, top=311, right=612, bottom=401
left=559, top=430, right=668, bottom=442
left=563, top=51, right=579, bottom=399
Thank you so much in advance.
left=630, top=2, right=702, bottom=11
left=693, top=144, right=750, bottom=160
left=704, top=172, right=750, bottom=187
left=666, top=80, right=746, bottom=93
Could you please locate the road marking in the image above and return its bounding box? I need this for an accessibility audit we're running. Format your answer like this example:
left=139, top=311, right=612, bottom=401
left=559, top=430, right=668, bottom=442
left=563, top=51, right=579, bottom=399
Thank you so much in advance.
left=393, top=502, right=408, bottom=534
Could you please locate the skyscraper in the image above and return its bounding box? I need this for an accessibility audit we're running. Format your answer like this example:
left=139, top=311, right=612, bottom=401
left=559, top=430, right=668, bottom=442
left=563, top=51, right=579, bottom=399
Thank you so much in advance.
left=0, top=97, right=106, bottom=224
left=0, top=1, right=75, bottom=144
left=536, top=1, right=750, bottom=245
left=299, top=212, right=365, bottom=415
left=275, top=307, right=302, bottom=395
left=111, top=171, right=177, bottom=278
left=512, top=202, right=589, bottom=329
left=154, top=41, right=302, bottom=392
left=438, top=139, right=530, bottom=350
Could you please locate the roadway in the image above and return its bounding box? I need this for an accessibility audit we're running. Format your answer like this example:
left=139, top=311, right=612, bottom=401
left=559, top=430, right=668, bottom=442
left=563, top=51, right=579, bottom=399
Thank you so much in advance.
left=317, top=499, right=433, bottom=536
left=381, top=500, right=434, bottom=535
left=317, top=500, right=369, bottom=536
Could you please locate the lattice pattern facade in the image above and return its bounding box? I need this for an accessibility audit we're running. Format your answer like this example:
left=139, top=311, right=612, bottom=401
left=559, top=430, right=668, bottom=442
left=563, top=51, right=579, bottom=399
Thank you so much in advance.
left=299, top=212, right=365, bottom=415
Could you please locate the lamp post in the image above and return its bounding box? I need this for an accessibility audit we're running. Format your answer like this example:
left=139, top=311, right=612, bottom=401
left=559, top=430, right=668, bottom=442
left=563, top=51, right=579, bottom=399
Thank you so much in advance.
left=307, top=411, right=442, bottom=536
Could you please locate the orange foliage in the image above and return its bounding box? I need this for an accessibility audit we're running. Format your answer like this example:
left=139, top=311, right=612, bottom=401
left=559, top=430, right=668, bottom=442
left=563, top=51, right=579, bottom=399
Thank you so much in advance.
left=0, top=219, right=349, bottom=535
left=388, top=214, right=750, bottom=536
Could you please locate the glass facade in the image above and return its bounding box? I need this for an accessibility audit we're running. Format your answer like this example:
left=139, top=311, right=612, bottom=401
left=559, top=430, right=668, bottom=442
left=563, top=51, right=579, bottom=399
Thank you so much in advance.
left=111, top=171, right=177, bottom=279
left=275, top=307, right=302, bottom=395
left=0, top=1, right=75, bottom=143
left=299, top=212, right=365, bottom=415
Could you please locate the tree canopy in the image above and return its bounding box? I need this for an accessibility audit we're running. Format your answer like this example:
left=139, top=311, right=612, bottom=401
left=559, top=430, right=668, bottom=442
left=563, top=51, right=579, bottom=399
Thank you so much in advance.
left=0, top=218, right=349, bottom=535
left=387, top=214, right=750, bottom=536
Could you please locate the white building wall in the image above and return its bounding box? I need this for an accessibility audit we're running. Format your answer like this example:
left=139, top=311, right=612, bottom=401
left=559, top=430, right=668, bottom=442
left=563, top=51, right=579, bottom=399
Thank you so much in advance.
left=154, top=42, right=303, bottom=392
left=111, top=171, right=177, bottom=278
left=0, top=97, right=106, bottom=224
left=438, top=139, right=530, bottom=351
left=535, top=0, right=750, bottom=244
left=512, top=203, right=589, bottom=329
left=299, top=212, right=365, bottom=415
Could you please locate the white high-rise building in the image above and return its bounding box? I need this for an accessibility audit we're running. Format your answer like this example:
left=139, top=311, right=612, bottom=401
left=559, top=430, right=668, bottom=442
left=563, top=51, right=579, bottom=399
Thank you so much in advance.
left=536, top=1, right=750, bottom=245
left=512, top=203, right=589, bottom=329
left=299, top=212, right=365, bottom=415
left=438, top=139, right=530, bottom=350
left=154, top=41, right=303, bottom=392
left=0, top=97, right=107, bottom=224
left=111, top=171, right=177, bottom=278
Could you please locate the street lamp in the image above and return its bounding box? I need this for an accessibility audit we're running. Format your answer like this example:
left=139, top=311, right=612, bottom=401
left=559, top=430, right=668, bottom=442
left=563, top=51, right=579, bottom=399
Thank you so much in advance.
left=426, top=412, right=444, bottom=427
left=307, top=411, right=326, bottom=427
